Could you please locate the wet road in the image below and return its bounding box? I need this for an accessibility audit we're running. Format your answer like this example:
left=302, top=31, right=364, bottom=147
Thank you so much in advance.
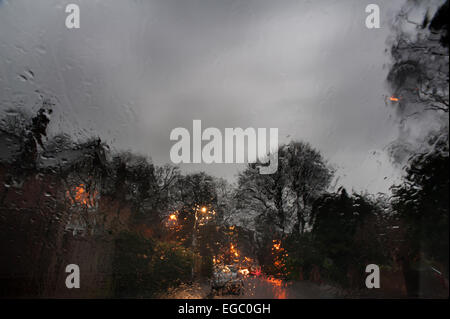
left=161, top=276, right=338, bottom=299
left=214, top=276, right=337, bottom=299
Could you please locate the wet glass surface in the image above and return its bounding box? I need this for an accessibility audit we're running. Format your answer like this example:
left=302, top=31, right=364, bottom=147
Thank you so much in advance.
left=0, top=0, right=448, bottom=299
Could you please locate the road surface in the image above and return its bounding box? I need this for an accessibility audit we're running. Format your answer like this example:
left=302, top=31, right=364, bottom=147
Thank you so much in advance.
left=214, top=276, right=337, bottom=299
left=161, top=276, right=339, bottom=299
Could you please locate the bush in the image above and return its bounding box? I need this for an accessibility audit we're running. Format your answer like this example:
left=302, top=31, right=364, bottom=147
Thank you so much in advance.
left=282, top=233, right=318, bottom=280
left=113, top=232, right=193, bottom=297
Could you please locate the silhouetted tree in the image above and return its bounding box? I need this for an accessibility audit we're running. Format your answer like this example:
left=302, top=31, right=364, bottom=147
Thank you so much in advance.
left=311, top=189, right=386, bottom=286
left=392, top=138, right=449, bottom=294
left=284, top=142, right=334, bottom=234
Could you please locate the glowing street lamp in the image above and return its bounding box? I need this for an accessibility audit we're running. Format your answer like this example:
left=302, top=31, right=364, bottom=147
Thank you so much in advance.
left=390, top=96, right=400, bottom=102
left=166, top=212, right=179, bottom=228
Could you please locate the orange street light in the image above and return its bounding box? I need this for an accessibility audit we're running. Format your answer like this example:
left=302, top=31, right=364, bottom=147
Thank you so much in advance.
left=390, top=96, right=399, bottom=102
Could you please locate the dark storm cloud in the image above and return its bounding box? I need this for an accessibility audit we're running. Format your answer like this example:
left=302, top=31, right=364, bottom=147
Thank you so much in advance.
left=1, top=0, right=410, bottom=192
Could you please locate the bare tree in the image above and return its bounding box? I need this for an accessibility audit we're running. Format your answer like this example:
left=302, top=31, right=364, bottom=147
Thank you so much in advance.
left=284, top=142, right=334, bottom=234
left=388, top=0, right=449, bottom=116
left=236, top=142, right=333, bottom=235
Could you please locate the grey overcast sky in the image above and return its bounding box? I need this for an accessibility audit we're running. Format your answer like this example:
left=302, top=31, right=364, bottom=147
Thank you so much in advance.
left=1, top=0, right=440, bottom=193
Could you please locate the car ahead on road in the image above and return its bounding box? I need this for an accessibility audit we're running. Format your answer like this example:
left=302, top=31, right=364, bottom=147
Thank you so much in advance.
left=249, top=265, right=262, bottom=276
left=211, top=265, right=244, bottom=296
